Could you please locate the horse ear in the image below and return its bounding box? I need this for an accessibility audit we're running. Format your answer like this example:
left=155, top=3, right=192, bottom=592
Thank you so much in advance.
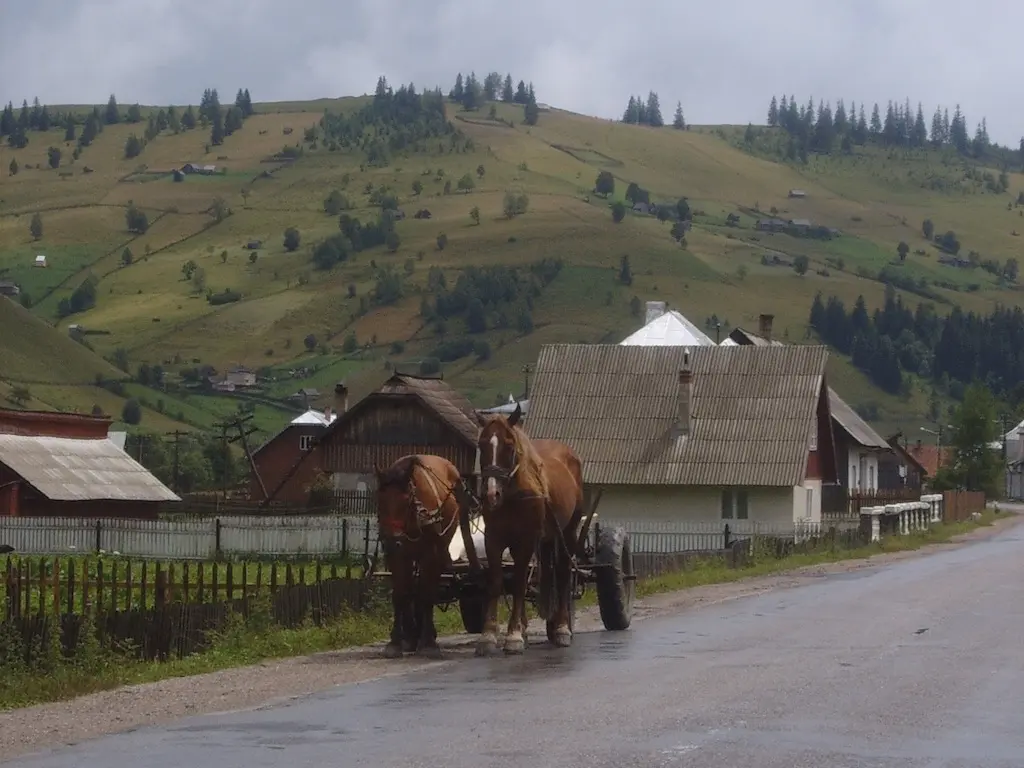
left=508, top=403, right=522, bottom=428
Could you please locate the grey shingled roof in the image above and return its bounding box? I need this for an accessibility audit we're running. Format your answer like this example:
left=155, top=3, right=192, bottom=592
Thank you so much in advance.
left=729, top=326, right=888, bottom=450
left=526, top=344, right=829, bottom=487
left=0, top=434, right=180, bottom=502
left=827, top=390, right=890, bottom=449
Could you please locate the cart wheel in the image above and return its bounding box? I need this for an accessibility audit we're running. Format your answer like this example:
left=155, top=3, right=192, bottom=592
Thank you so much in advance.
left=594, top=525, right=634, bottom=631
left=459, top=594, right=486, bottom=634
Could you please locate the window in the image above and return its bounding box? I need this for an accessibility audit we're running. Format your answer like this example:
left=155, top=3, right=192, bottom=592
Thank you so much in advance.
left=721, top=489, right=749, bottom=520
left=299, top=434, right=314, bottom=451
left=805, top=487, right=813, bottom=520
left=868, top=465, right=875, bottom=491
left=808, top=426, right=818, bottom=452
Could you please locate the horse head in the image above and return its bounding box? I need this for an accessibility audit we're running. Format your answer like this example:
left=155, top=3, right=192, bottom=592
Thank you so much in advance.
left=478, top=404, right=545, bottom=511
left=373, top=458, right=421, bottom=539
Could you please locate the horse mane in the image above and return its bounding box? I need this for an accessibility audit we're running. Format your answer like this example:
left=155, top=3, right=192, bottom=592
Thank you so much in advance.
left=377, top=455, right=422, bottom=491
left=484, top=416, right=549, bottom=500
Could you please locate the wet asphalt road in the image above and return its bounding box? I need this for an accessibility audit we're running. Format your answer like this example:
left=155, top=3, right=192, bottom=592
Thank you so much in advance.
left=9, top=521, right=1024, bottom=768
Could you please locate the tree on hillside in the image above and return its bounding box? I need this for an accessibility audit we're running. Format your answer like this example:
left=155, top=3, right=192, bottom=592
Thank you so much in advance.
left=181, top=105, right=197, bottom=130
left=124, top=134, right=143, bottom=159
left=470, top=206, right=480, bottom=225
left=124, top=203, right=149, bottom=234
left=105, top=94, right=120, bottom=124
left=8, top=158, right=18, bottom=176
left=673, top=102, right=686, bottom=129
left=64, top=116, right=76, bottom=141
left=922, top=218, right=934, bottom=240
left=514, top=80, right=529, bottom=104
left=457, top=173, right=475, bottom=192
left=897, top=241, right=909, bottom=261
left=502, top=74, right=514, bottom=103
left=523, top=84, right=539, bottom=126
left=793, top=254, right=809, bottom=275
left=611, top=201, right=626, bottom=223
left=618, top=255, right=633, bottom=285
left=47, top=146, right=61, bottom=169
left=595, top=170, right=615, bottom=197
left=121, top=248, right=134, bottom=266
left=29, top=213, right=43, bottom=240
left=767, top=96, right=779, bottom=126
left=283, top=227, right=300, bottom=251
left=645, top=92, right=663, bottom=127
left=121, top=398, right=142, bottom=425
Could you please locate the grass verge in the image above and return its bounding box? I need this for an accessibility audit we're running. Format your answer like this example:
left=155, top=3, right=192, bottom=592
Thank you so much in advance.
left=0, top=511, right=1002, bottom=711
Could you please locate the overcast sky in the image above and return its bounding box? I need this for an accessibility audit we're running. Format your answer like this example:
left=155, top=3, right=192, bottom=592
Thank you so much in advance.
left=2, top=0, right=1022, bottom=146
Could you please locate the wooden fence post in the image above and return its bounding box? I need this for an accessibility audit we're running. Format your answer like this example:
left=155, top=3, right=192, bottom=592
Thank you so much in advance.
left=215, top=518, right=222, bottom=559
left=94, top=520, right=102, bottom=553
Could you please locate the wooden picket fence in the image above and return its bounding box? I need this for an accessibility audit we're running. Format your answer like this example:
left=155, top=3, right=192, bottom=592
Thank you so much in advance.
left=1, top=556, right=381, bottom=661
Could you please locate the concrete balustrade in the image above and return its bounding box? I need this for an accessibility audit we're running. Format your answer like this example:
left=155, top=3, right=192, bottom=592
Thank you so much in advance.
left=861, top=494, right=945, bottom=542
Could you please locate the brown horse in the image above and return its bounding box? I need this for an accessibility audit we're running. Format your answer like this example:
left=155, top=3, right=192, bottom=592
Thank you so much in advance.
left=476, top=404, right=584, bottom=655
left=374, top=454, right=477, bottom=659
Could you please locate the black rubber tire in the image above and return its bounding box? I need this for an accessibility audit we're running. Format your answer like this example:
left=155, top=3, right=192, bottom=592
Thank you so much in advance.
left=594, top=525, right=634, bottom=631
left=458, top=594, right=486, bottom=634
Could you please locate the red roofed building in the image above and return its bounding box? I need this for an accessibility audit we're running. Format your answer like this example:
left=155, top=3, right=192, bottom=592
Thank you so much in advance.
left=0, top=408, right=179, bottom=518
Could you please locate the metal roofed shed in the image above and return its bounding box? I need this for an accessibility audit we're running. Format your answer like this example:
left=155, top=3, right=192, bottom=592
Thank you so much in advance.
left=0, top=433, right=179, bottom=518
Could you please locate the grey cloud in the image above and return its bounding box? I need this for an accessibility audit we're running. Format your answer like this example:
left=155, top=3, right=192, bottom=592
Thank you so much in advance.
left=1, top=0, right=1021, bottom=144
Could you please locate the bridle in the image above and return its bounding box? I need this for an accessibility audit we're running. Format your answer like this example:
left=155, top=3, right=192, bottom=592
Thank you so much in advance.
left=379, top=464, right=466, bottom=544
left=480, top=429, right=545, bottom=506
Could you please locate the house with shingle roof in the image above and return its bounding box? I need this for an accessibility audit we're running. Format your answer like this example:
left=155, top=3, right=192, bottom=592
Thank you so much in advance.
left=723, top=316, right=893, bottom=494
left=526, top=343, right=839, bottom=525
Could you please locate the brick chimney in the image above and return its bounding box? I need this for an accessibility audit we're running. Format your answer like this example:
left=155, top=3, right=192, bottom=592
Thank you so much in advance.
left=334, top=381, right=349, bottom=414
left=676, top=350, right=692, bottom=438
left=645, top=300, right=667, bottom=325
left=758, top=313, right=774, bottom=341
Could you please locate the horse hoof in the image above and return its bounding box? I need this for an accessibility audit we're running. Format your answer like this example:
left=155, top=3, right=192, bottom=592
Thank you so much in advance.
left=503, top=634, right=525, bottom=655
left=417, top=644, right=444, bottom=660
left=552, top=627, right=572, bottom=648
left=382, top=643, right=404, bottom=659
left=475, top=632, right=500, bottom=657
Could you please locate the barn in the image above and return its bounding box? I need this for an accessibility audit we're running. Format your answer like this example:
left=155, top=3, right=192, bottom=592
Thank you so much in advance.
left=262, top=374, right=481, bottom=510
left=0, top=408, right=179, bottom=518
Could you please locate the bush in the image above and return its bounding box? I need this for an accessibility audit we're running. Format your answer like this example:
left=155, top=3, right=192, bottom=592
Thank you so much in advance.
left=206, top=289, right=242, bottom=305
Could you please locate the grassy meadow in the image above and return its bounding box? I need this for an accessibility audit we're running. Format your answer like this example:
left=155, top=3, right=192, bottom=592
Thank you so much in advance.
left=3, top=92, right=1023, bottom=439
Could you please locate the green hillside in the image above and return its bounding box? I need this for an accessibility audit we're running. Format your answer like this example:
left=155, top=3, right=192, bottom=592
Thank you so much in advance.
left=2, top=85, right=1022, bottom=439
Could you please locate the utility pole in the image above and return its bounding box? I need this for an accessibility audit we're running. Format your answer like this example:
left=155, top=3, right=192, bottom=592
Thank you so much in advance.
left=165, top=430, right=186, bottom=493
left=522, top=364, right=532, bottom=401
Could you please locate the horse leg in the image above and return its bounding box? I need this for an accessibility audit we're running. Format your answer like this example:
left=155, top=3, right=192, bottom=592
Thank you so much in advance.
left=475, top=528, right=504, bottom=657
left=503, top=539, right=532, bottom=655
left=416, top=552, right=443, bottom=659
left=549, top=533, right=573, bottom=648
left=383, top=544, right=408, bottom=659
left=400, top=561, right=419, bottom=654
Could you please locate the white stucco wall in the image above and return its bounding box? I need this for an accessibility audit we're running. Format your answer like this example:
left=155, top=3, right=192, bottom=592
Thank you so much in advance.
left=598, top=485, right=798, bottom=527
left=794, top=478, right=822, bottom=523
left=847, top=450, right=878, bottom=492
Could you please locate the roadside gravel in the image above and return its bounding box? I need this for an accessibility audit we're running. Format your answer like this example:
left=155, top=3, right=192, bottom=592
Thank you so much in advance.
left=1, top=509, right=1019, bottom=762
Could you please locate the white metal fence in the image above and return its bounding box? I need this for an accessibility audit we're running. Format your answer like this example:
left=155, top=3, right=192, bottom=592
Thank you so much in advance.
left=0, top=515, right=377, bottom=560
left=0, top=514, right=861, bottom=561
